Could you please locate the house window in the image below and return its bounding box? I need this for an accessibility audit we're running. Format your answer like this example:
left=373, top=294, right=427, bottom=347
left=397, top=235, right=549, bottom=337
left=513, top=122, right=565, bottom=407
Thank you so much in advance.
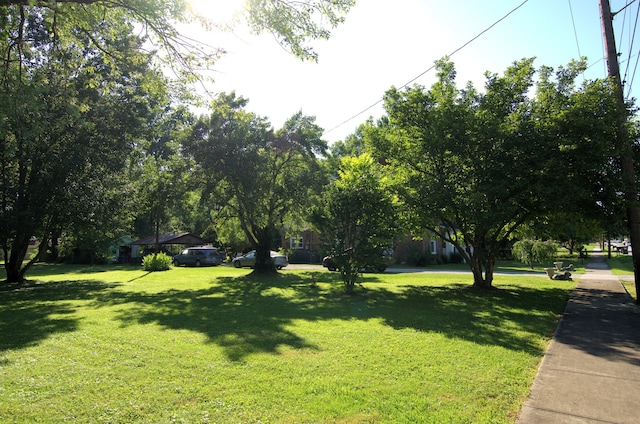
left=289, top=237, right=304, bottom=249
left=430, top=240, right=437, bottom=254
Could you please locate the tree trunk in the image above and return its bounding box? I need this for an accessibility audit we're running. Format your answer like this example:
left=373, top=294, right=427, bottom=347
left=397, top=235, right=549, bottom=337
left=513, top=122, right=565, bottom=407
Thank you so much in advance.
left=252, top=226, right=277, bottom=274
left=4, top=235, right=30, bottom=283
left=469, top=249, right=495, bottom=289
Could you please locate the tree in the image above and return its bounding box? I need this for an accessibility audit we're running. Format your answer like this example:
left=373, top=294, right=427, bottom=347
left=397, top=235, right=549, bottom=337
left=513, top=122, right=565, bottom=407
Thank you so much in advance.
left=367, top=58, right=619, bottom=289
left=0, top=0, right=354, bottom=65
left=0, top=7, right=167, bottom=282
left=0, top=0, right=354, bottom=283
left=512, top=239, right=558, bottom=269
left=132, top=105, right=195, bottom=252
left=310, top=154, right=399, bottom=294
left=183, top=93, right=327, bottom=273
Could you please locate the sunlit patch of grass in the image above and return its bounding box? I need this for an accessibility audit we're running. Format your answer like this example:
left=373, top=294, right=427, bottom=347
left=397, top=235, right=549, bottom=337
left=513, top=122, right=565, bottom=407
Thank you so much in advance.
left=0, top=264, right=572, bottom=423
left=606, top=254, right=634, bottom=275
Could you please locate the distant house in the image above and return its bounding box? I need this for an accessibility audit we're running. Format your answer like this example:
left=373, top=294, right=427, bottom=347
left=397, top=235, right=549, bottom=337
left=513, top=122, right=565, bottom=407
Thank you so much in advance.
left=130, top=233, right=208, bottom=261
left=281, top=228, right=457, bottom=265
left=282, top=229, right=323, bottom=264
left=392, top=233, right=457, bottom=265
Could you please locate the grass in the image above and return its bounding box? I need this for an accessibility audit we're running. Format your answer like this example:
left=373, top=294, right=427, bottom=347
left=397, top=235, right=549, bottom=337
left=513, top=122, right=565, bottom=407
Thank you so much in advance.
left=0, top=263, right=573, bottom=423
left=602, top=253, right=638, bottom=302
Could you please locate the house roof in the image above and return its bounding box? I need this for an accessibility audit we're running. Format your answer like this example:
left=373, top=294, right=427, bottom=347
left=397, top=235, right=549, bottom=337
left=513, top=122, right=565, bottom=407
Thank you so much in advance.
left=130, top=233, right=206, bottom=246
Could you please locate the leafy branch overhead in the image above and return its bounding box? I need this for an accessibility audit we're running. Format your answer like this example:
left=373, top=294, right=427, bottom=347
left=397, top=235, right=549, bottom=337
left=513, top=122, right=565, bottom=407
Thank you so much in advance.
left=0, top=0, right=355, bottom=70
left=245, top=0, right=355, bottom=61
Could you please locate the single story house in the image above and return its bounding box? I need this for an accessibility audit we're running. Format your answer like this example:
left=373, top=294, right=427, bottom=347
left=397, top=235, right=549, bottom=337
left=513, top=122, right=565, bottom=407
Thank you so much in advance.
left=129, top=233, right=208, bottom=262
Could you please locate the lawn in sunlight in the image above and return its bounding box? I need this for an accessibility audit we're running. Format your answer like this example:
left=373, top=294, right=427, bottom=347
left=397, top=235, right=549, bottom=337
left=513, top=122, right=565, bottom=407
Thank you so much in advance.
left=0, top=264, right=572, bottom=423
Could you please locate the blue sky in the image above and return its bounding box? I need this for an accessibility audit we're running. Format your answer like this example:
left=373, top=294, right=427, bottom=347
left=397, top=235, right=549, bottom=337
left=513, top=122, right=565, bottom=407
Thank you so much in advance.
left=186, top=0, right=639, bottom=143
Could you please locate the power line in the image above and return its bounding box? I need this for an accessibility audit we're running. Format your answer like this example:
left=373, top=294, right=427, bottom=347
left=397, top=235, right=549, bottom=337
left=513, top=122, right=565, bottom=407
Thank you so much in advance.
left=624, top=2, right=640, bottom=98
left=621, top=0, right=639, bottom=84
left=324, top=0, right=530, bottom=137
left=567, top=0, right=582, bottom=59
left=625, top=50, right=640, bottom=98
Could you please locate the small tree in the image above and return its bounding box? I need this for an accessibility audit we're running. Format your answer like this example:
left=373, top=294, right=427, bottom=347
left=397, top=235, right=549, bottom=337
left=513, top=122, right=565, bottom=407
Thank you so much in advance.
left=310, top=154, right=399, bottom=294
left=512, top=239, right=558, bottom=269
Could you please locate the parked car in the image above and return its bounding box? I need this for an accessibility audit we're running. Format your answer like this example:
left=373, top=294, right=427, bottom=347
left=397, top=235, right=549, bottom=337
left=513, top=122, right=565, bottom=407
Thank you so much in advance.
left=233, top=250, right=289, bottom=270
left=322, top=248, right=393, bottom=273
left=172, top=246, right=222, bottom=267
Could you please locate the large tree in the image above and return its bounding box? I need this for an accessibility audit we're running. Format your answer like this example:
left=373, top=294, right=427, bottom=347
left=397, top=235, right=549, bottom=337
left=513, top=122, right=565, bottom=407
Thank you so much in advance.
left=367, top=58, right=619, bottom=289
left=183, top=92, right=326, bottom=273
left=0, top=6, right=167, bottom=282
left=0, top=0, right=354, bottom=283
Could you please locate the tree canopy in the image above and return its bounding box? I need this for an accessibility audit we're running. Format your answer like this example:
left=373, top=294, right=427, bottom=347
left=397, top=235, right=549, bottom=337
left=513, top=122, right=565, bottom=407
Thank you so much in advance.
left=366, top=58, right=620, bottom=289
left=0, top=3, right=170, bottom=281
left=183, top=92, right=327, bottom=273
left=310, top=153, right=399, bottom=293
left=0, top=0, right=354, bottom=66
left=0, top=0, right=354, bottom=282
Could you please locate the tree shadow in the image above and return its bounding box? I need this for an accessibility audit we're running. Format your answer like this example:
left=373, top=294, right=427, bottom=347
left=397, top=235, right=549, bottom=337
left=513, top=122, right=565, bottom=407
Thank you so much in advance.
left=368, top=283, right=570, bottom=355
left=91, top=272, right=569, bottom=361
left=553, top=286, right=640, bottom=366
left=0, top=280, right=120, bottom=352
left=94, top=273, right=343, bottom=361
left=1, top=270, right=571, bottom=363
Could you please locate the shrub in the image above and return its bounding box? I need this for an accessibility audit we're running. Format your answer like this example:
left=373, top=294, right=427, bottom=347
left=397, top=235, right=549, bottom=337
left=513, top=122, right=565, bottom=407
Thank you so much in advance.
left=408, top=249, right=428, bottom=266
left=449, top=251, right=464, bottom=264
left=512, top=239, right=558, bottom=268
left=142, top=252, right=172, bottom=271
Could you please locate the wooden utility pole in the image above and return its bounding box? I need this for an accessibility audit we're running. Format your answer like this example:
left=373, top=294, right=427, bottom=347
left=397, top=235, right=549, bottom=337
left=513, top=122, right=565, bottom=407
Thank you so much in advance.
left=600, top=0, right=640, bottom=303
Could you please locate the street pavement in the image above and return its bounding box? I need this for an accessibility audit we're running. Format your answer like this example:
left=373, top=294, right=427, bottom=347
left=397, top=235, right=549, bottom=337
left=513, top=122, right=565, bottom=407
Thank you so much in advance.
left=517, top=251, right=640, bottom=424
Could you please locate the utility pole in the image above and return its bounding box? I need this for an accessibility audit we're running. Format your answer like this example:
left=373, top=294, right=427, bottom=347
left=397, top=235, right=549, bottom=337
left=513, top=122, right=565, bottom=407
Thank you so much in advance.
left=600, top=0, right=640, bottom=304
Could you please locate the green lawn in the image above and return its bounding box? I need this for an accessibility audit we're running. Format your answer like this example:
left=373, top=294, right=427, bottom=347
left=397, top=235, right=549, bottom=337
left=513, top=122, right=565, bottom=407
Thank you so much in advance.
left=603, top=254, right=638, bottom=302
left=0, top=264, right=573, bottom=423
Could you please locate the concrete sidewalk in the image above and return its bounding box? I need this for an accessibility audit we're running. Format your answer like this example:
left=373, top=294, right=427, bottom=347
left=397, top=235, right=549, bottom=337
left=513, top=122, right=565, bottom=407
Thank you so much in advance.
left=517, top=251, right=640, bottom=423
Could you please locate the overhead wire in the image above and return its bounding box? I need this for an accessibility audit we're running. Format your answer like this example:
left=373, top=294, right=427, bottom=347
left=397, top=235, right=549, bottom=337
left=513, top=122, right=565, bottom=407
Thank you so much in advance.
left=567, top=0, right=582, bottom=59
left=624, top=1, right=640, bottom=99
left=323, top=0, right=530, bottom=136
left=612, top=0, right=640, bottom=99
left=621, top=0, right=635, bottom=86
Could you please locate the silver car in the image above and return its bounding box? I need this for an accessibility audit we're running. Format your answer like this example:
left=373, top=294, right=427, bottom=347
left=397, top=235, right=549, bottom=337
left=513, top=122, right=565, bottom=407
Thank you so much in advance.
left=233, top=250, right=288, bottom=270
left=173, top=247, right=222, bottom=267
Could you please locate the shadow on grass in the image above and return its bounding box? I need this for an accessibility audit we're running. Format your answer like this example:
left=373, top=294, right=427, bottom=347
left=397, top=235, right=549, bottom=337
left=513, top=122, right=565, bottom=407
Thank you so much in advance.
left=0, top=270, right=570, bottom=362
left=0, top=280, right=120, bottom=352
left=373, top=283, right=569, bottom=353
left=93, top=272, right=568, bottom=361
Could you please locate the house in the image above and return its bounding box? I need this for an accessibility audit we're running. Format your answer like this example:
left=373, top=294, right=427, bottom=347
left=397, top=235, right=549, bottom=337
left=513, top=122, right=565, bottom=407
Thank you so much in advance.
left=282, top=229, right=323, bottom=264
left=130, top=233, right=208, bottom=262
left=282, top=229, right=457, bottom=265
left=392, top=233, right=457, bottom=265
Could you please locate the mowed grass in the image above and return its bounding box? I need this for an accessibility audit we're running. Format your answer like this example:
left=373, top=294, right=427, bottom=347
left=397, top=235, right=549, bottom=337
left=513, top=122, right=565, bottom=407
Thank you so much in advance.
left=0, top=264, right=573, bottom=423
left=605, top=254, right=638, bottom=301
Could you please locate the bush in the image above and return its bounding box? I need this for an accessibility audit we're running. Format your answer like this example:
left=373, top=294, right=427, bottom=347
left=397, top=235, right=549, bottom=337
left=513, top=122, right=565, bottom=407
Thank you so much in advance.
left=512, top=239, right=558, bottom=268
left=142, top=252, right=172, bottom=271
left=449, top=251, right=464, bottom=264
left=408, top=249, right=428, bottom=266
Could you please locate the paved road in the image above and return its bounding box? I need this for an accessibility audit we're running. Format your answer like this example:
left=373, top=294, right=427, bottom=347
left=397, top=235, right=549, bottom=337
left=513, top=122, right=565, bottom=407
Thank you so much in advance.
left=286, top=263, right=551, bottom=277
